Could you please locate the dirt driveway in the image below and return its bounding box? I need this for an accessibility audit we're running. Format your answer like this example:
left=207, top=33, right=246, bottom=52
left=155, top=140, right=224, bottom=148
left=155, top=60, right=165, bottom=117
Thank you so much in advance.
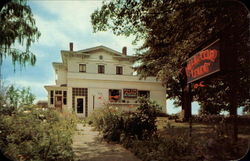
left=72, top=124, right=141, bottom=161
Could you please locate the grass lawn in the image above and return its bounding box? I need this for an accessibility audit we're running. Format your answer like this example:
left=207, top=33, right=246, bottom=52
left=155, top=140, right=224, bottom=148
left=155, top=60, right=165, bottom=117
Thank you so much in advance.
left=157, top=117, right=250, bottom=138
left=156, top=117, right=250, bottom=160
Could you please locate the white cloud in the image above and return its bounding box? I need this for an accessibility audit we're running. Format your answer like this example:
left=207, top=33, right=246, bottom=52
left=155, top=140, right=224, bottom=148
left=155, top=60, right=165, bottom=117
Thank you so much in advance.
left=33, top=14, right=72, bottom=48
left=32, top=1, right=142, bottom=54
left=32, top=1, right=103, bottom=49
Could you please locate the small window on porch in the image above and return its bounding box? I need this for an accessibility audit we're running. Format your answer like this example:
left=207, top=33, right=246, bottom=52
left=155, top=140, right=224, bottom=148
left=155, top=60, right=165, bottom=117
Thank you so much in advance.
left=109, top=89, right=121, bottom=102
left=55, top=90, right=62, bottom=95
left=63, top=91, right=67, bottom=105
left=50, top=90, right=54, bottom=104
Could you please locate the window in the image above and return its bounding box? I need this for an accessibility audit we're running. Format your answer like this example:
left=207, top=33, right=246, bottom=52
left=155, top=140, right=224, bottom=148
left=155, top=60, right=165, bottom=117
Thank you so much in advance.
left=55, top=90, right=62, bottom=95
left=99, top=55, right=103, bottom=60
left=109, top=89, right=121, bottom=102
left=50, top=90, right=54, bottom=104
left=138, top=90, right=150, bottom=98
left=79, top=64, right=86, bottom=72
left=116, top=66, right=123, bottom=75
left=98, top=65, right=105, bottom=74
left=63, top=91, right=67, bottom=105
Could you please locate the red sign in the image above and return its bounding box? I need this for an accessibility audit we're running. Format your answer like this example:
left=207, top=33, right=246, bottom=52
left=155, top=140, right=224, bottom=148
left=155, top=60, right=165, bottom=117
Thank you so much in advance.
left=185, top=39, right=220, bottom=83
left=123, top=89, right=137, bottom=98
left=194, top=81, right=206, bottom=88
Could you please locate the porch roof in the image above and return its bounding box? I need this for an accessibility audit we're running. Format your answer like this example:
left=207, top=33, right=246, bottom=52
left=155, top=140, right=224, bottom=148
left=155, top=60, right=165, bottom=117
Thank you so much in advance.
left=44, top=85, right=68, bottom=91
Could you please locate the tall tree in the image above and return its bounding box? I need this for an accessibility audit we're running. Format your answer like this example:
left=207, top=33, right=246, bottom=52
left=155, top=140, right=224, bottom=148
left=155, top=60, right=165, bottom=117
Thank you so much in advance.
left=0, top=0, right=40, bottom=67
left=91, top=0, right=249, bottom=114
left=2, top=85, right=35, bottom=108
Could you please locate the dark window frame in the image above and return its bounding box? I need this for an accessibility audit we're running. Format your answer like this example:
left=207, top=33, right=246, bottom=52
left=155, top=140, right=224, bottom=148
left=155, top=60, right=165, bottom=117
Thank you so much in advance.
left=63, top=91, right=67, bottom=105
left=98, top=65, right=105, bottom=74
left=138, top=90, right=150, bottom=98
left=79, top=64, right=86, bottom=73
left=55, top=90, right=62, bottom=95
left=50, top=90, right=54, bottom=104
left=116, top=66, right=123, bottom=75
left=109, top=89, right=121, bottom=102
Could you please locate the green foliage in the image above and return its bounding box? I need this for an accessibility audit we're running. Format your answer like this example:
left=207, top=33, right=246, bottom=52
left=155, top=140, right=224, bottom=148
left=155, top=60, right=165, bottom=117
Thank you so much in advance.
left=123, top=98, right=161, bottom=140
left=5, top=85, right=20, bottom=108
left=89, top=105, right=124, bottom=142
left=0, top=106, right=76, bottom=161
left=0, top=84, right=36, bottom=115
left=91, top=0, right=250, bottom=114
left=89, top=98, right=161, bottom=142
left=0, top=0, right=40, bottom=67
left=91, top=0, right=146, bottom=44
left=90, top=102, right=248, bottom=161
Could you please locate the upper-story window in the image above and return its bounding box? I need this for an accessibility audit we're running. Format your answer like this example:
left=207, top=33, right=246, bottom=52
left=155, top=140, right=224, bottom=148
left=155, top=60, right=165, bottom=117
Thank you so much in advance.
left=116, top=66, right=123, bottom=75
left=98, top=65, right=105, bottom=74
left=79, top=64, right=86, bottom=72
left=99, top=55, right=103, bottom=60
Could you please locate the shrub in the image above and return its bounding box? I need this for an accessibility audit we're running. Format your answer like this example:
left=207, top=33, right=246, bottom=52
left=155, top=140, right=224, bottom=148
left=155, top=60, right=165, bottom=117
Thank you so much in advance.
left=89, top=98, right=161, bottom=142
left=123, top=98, right=161, bottom=140
left=0, top=106, right=76, bottom=161
left=88, top=105, right=124, bottom=142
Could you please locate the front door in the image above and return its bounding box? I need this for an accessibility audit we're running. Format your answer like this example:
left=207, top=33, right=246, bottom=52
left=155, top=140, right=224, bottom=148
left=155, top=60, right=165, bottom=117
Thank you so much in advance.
left=75, top=96, right=85, bottom=117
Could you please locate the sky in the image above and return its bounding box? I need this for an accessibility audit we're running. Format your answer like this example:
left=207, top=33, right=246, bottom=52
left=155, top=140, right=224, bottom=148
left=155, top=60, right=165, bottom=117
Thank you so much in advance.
left=1, top=1, right=244, bottom=115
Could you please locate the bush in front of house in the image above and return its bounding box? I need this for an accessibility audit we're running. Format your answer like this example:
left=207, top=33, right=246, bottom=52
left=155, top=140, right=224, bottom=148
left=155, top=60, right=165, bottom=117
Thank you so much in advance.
left=0, top=105, right=77, bottom=161
left=88, top=105, right=124, bottom=142
left=89, top=97, right=161, bottom=142
left=122, top=97, right=161, bottom=140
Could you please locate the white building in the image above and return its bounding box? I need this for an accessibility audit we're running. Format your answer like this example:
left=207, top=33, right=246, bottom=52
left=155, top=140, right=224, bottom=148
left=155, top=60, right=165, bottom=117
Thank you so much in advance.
left=44, top=43, right=166, bottom=117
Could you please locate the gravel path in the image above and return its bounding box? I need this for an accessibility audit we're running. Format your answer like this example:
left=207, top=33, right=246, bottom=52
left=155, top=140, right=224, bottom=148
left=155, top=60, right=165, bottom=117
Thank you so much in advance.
left=72, top=124, right=141, bottom=161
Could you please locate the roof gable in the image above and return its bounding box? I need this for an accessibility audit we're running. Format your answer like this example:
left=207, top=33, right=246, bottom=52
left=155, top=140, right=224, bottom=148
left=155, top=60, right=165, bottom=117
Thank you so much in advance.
left=60, top=45, right=135, bottom=64
left=77, top=45, right=122, bottom=56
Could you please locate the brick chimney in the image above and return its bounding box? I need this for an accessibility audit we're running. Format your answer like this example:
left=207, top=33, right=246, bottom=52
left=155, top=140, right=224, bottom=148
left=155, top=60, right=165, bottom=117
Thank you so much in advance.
left=69, top=42, right=73, bottom=51
left=122, top=46, right=127, bottom=56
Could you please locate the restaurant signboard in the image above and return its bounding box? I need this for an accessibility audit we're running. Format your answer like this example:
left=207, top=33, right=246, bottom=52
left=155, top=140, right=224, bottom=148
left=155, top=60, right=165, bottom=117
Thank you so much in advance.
left=185, top=39, right=220, bottom=83
left=123, top=89, right=137, bottom=98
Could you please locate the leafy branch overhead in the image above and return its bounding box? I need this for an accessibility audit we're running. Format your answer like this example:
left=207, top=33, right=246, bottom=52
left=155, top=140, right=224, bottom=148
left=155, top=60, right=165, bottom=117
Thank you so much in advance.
left=91, top=0, right=249, bottom=114
left=0, top=0, right=40, bottom=67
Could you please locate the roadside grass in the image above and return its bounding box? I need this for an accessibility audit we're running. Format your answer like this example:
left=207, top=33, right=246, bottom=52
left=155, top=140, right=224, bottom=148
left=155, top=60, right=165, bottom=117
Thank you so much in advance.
left=157, top=116, right=250, bottom=138
left=156, top=116, right=250, bottom=160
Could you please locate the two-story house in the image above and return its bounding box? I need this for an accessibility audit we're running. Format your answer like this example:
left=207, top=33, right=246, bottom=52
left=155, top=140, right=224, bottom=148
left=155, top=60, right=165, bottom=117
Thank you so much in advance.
left=44, top=43, right=166, bottom=117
